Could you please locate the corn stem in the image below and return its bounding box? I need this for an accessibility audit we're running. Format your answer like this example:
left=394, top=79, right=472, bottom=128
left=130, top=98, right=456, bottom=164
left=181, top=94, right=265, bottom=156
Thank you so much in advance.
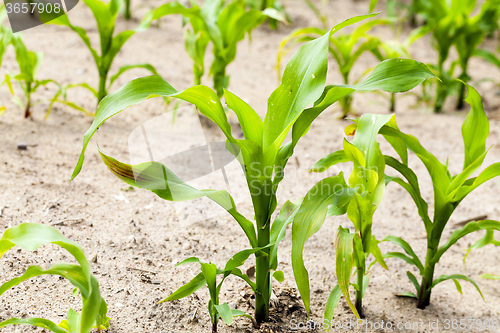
left=355, top=265, right=365, bottom=318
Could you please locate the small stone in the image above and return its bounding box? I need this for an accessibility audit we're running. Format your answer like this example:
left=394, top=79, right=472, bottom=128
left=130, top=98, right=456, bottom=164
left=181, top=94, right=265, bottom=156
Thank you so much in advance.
left=115, top=303, right=125, bottom=308
left=182, top=242, right=191, bottom=250
left=17, top=143, right=27, bottom=150
left=91, top=253, right=98, bottom=263
left=246, top=266, right=255, bottom=279
left=151, top=280, right=161, bottom=285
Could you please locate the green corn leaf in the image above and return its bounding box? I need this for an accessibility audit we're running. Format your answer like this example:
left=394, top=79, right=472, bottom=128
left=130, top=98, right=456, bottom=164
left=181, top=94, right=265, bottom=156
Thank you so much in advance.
left=263, top=14, right=378, bottom=153
left=344, top=59, right=435, bottom=92
left=473, top=48, right=500, bottom=69
left=406, top=271, right=421, bottom=294
left=200, top=262, right=218, bottom=303
left=108, top=63, right=159, bottom=89
left=0, top=318, right=66, bottom=333
left=452, top=162, right=500, bottom=202
left=383, top=235, right=424, bottom=274
left=96, top=148, right=257, bottom=248
left=397, top=292, right=418, bottom=298
left=384, top=156, right=432, bottom=231
left=214, top=303, right=233, bottom=325
left=224, top=89, right=263, bottom=146
left=223, top=246, right=271, bottom=274
left=334, top=226, right=359, bottom=319
left=291, top=174, right=356, bottom=315
left=161, top=272, right=207, bottom=302
left=431, top=274, right=483, bottom=300
left=176, top=257, right=202, bottom=266
left=231, top=309, right=252, bottom=319
left=0, top=224, right=90, bottom=278
left=310, top=150, right=349, bottom=173
left=432, top=220, right=500, bottom=265
left=370, top=236, right=388, bottom=270
left=273, top=270, right=285, bottom=282
left=480, top=274, right=500, bottom=280
left=461, top=83, right=489, bottom=169
left=324, top=284, right=342, bottom=332
left=0, top=223, right=106, bottom=333
left=270, top=199, right=302, bottom=270
left=465, top=230, right=500, bottom=263
left=0, top=264, right=88, bottom=299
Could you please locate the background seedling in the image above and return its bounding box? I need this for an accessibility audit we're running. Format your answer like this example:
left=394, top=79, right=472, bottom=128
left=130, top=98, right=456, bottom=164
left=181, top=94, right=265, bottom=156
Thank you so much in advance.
left=42, top=0, right=158, bottom=107
left=4, top=33, right=66, bottom=118
left=411, top=0, right=500, bottom=112
left=70, top=14, right=435, bottom=323
left=0, top=223, right=109, bottom=333
left=380, top=84, right=500, bottom=308
left=152, top=0, right=283, bottom=98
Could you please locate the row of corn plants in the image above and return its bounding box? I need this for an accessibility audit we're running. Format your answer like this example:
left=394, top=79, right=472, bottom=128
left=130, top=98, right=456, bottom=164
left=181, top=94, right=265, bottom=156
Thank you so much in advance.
left=278, top=0, right=500, bottom=116
left=55, top=11, right=499, bottom=332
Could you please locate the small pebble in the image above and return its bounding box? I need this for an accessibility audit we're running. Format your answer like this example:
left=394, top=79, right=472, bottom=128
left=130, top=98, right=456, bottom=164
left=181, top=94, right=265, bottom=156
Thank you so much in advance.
left=17, top=143, right=27, bottom=150
left=182, top=242, right=191, bottom=250
left=115, top=303, right=125, bottom=308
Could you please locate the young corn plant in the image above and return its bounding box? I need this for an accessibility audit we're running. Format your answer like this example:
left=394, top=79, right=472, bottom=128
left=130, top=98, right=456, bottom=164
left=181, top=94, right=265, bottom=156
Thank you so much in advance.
left=245, top=0, right=290, bottom=29
left=152, top=0, right=281, bottom=98
left=380, top=84, right=500, bottom=308
left=42, top=0, right=157, bottom=106
left=293, top=112, right=434, bottom=320
left=0, top=223, right=109, bottom=333
left=163, top=249, right=267, bottom=332
left=70, top=14, right=434, bottom=323
left=413, top=0, right=500, bottom=112
left=277, top=18, right=389, bottom=118
left=454, top=0, right=500, bottom=109
left=4, top=34, right=65, bottom=118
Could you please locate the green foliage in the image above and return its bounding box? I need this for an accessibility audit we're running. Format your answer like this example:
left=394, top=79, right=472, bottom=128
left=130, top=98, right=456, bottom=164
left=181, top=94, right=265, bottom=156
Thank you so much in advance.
left=380, top=84, right=500, bottom=308
left=42, top=0, right=158, bottom=106
left=277, top=18, right=392, bottom=118
left=162, top=250, right=258, bottom=332
left=153, top=0, right=279, bottom=98
left=70, top=14, right=434, bottom=323
left=2, top=31, right=68, bottom=118
left=0, top=223, right=109, bottom=333
left=300, top=113, right=416, bottom=319
left=245, top=0, right=290, bottom=29
left=411, top=0, right=500, bottom=112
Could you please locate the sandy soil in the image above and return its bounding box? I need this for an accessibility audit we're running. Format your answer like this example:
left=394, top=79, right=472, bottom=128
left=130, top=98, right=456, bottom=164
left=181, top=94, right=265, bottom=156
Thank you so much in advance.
left=1, top=0, right=500, bottom=332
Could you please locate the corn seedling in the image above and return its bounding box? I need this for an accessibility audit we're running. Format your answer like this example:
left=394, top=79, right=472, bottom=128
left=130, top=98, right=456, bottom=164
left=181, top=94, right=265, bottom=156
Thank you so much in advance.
left=41, top=0, right=158, bottom=106
left=295, top=112, right=434, bottom=320
left=0, top=223, right=109, bottom=333
left=371, top=40, right=411, bottom=112
left=246, top=0, right=290, bottom=29
left=70, top=14, right=435, bottom=323
left=163, top=249, right=267, bottom=332
left=3, top=33, right=66, bottom=118
left=152, top=0, right=282, bottom=98
left=411, top=0, right=500, bottom=112
left=380, top=84, right=500, bottom=308
left=277, top=18, right=390, bottom=118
